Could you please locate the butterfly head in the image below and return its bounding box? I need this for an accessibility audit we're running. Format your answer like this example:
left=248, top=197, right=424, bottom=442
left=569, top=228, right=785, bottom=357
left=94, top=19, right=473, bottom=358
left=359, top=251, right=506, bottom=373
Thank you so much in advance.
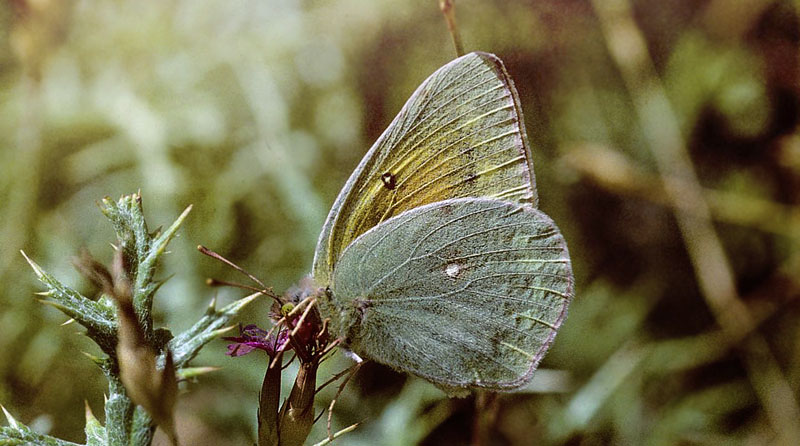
left=266, top=277, right=329, bottom=356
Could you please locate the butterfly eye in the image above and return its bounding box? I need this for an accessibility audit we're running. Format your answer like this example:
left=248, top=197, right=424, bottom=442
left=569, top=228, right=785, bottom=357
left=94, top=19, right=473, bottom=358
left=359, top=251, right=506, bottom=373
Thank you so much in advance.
left=280, top=303, right=295, bottom=317
left=380, top=172, right=396, bottom=190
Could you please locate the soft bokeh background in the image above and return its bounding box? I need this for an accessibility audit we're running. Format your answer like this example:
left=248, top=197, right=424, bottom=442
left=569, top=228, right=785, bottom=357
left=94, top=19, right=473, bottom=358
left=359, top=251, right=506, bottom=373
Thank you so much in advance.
left=2, top=0, right=800, bottom=444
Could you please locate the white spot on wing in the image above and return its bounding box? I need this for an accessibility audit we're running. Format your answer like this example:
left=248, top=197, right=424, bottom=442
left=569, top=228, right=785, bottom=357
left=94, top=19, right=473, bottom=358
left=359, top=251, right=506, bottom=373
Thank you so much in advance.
left=445, top=263, right=461, bottom=278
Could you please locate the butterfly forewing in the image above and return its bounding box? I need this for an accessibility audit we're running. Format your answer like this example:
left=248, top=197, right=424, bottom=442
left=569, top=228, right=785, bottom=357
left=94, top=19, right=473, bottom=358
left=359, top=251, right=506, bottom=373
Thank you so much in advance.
left=327, top=198, right=573, bottom=390
left=313, top=52, right=536, bottom=283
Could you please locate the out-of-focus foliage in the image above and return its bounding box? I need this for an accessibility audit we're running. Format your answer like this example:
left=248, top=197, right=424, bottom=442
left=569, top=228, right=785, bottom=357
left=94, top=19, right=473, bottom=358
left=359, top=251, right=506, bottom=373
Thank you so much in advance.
left=1, top=0, right=799, bottom=445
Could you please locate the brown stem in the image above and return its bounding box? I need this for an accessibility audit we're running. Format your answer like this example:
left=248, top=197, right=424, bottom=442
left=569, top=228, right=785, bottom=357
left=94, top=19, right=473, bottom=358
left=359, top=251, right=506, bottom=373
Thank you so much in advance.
left=471, top=391, right=498, bottom=446
left=439, top=0, right=464, bottom=57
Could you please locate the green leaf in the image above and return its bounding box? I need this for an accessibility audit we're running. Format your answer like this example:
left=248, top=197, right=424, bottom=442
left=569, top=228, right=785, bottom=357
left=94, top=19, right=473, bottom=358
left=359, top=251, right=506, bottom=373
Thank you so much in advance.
left=104, top=375, right=136, bottom=446
left=21, top=251, right=118, bottom=355
left=168, top=293, right=260, bottom=368
left=131, top=204, right=192, bottom=335
left=129, top=407, right=156, bottom=446
left=98, top=194, right=151, bottom=280
left=84, top=403, right=106, bottom=446
left=0, top=406, right=81, bottom=446
left=98, top=193, right=192, bottom=341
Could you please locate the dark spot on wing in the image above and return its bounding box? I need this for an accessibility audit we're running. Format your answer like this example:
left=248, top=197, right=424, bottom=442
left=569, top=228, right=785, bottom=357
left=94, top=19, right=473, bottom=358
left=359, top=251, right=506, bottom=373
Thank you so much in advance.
left=381, top=172, right=396, bottom=190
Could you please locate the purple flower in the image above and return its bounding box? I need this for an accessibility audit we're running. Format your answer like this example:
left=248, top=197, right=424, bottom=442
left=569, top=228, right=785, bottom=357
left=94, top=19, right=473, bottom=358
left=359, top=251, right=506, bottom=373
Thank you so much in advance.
left=223, top=324, right=290, bottom=358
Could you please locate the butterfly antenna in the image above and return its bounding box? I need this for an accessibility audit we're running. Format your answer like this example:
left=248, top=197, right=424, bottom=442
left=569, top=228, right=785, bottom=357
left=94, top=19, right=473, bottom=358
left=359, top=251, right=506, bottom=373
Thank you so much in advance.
left=205, top=277, right=281, bottom=304
left=197, top=245, right=267, bottom=288
left=205, top=278, right=263, bottom=294
left=197, top=245, right=281, bottom=303
left=439, top=0, right=464, bottom=57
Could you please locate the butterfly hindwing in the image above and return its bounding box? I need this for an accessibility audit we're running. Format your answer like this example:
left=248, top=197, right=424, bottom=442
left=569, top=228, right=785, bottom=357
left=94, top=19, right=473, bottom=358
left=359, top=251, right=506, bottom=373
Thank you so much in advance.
left=325, top=198, right=573, bottom=390
left=313, top=52, right=536, bottom=283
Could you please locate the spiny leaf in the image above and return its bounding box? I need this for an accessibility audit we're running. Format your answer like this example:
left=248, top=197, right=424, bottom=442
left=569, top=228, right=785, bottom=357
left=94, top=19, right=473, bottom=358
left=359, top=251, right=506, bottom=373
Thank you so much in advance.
left=0, top=406, right=81, bottom=446
left=129, top=407, right=156, bottom=446
left=132, top=206, right=191, bottom=327
left=99, top=193, right=150, bottom=274
left=104, top=375, right=137, bottom=446
left=21, top=251, right=117, bottom=355
left=84, top=402, right=106, bottom=446
left=176, top=366, right=221, bottom=380
left=146, top=205, right=192, bottom=264
left=97, top=194, right=192, bottom=346
left=109, top=249, right=177, bottom=445
left=1, top=406, right=19, bottom=429
left=134, top=206, right=191, bottom=294
left=18, top=193, right=213, bottom=446
left=81, top=351, right=106, bottom=367
left=168, top=292, right=260, bottom=368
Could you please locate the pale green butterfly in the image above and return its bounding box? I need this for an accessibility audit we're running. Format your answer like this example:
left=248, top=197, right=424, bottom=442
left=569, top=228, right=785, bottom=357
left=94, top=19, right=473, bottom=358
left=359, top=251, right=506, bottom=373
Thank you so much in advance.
left=309, top=51, right=573, bottom=393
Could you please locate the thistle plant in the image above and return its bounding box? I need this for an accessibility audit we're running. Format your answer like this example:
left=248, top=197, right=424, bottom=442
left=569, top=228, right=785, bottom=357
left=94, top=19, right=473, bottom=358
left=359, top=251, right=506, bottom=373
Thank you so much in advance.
left=1, top=192, right=258, bottom=446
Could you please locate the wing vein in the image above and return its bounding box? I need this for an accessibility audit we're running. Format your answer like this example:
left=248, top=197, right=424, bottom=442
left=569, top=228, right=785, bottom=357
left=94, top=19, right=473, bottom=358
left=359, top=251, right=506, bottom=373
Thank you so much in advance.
left=387, top=95, right=513, bottom=177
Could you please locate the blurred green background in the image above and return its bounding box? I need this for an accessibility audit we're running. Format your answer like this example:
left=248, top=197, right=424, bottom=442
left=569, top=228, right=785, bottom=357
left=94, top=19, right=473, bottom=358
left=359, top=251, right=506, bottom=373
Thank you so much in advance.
left=2, top=0, right=800, bottom=444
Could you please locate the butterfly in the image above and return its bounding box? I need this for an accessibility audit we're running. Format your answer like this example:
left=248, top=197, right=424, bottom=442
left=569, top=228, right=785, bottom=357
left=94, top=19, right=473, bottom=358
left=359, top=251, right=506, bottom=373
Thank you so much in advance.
left=308, top=51, right=573, bottom=394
